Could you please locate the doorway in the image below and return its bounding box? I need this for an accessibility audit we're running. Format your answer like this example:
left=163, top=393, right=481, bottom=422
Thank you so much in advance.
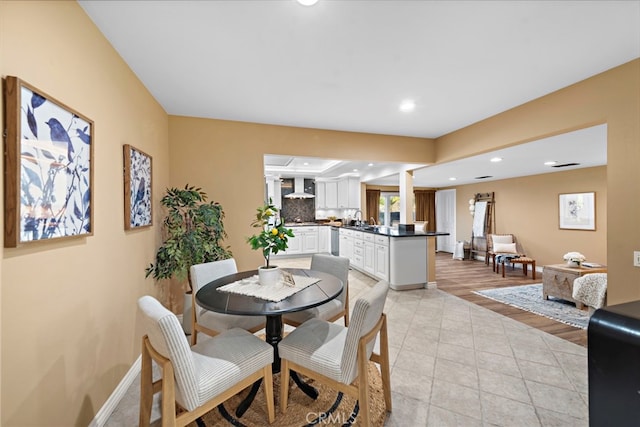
left=436, top=189, right=456, bottom=252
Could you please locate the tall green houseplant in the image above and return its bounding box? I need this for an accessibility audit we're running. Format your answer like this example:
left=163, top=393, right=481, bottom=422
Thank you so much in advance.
left=145, top=185, right=232, bottom=292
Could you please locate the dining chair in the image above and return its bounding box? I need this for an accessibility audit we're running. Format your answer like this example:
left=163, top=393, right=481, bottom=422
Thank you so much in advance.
left=278, top=280, right=391, bottom=426
left=282, top=253, right=350, bottom=327
left=137, top=295, right=275, bottom=426
left=190, top=258, right=265, bottom=345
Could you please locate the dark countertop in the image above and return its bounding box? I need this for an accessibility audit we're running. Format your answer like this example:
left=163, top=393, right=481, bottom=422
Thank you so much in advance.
left=341, top=225, right=449, bottom=238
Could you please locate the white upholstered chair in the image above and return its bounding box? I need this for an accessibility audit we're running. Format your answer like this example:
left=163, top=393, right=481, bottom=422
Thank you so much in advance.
left=278, top=280, right=392, bottom=426
left=572, top=273, right=608, bottom=312
left=282, top=253, right=350, bottom=327
left=190, top=258, right=265, bottom=345
left=137, top=295, right=275, bottom=426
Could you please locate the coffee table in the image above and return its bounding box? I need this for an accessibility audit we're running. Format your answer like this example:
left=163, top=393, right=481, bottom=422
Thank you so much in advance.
left=542, top=263, right=607, bottom=309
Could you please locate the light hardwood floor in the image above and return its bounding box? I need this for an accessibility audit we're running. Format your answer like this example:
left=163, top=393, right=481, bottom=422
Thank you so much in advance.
left=435, top=251, right=588, bottom=347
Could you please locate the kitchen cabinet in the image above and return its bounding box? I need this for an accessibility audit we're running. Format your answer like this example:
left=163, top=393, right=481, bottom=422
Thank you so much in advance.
left=275, top=226, right=318, bottom=256
left=339, top=228, right=354, bottom=260
left=363, top=240, right=375, bottom=275
left=315, top=182, right=326, bottom=208
left=352, top=231, right=364, bottom=269
left=318, top=226, right=331, bottom=253
left=337, top=177, right=360, bottom=209
left=300, top=226, right=319, bottom=253
left=325, top=181, right=338, bottom=208
left=374, top=235, right=389, bottom=281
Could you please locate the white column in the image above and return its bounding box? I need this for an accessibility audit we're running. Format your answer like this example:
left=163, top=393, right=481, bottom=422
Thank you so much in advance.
left=399, top=170, right=414, bottom=224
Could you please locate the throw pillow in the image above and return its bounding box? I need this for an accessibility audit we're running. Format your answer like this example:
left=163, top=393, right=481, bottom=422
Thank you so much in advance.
left=492, top=235, right=513, bottom=245
left=493, top=242, right=517, bottom=253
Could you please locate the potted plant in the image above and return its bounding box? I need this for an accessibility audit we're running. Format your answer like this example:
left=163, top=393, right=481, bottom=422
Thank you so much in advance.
left=247, top=199, right=294, bottom=285
left=145, top=185, right=232, bottom=332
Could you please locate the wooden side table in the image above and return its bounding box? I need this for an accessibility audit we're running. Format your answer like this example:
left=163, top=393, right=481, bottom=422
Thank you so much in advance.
left=542, top=264, right=608, bottom=309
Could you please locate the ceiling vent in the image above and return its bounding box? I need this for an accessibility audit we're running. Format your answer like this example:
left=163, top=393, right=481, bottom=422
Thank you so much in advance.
left=474, top=175, right=493, bottom=180
left=284, top=177, right=315, bottom=199
left=551, top=162, right=581, bottom=168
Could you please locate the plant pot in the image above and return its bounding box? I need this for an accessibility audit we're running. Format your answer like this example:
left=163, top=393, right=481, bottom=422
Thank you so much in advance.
left=258, top=266, right=281, bottom=286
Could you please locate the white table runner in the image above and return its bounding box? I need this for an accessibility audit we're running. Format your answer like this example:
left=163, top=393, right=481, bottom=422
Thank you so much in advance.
left=217, top=274, right=320, bottom=302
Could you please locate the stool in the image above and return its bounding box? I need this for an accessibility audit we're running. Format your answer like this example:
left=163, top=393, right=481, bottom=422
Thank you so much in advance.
left=500, top=257, right=536, bottom=280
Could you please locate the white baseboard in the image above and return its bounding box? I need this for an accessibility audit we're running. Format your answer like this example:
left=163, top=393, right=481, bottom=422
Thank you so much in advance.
left=89, top=355, right=141, bottom=427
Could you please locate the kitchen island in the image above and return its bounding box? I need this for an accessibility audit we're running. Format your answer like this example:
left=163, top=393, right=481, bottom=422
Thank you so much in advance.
left=340, top=225, right=449, bottom=291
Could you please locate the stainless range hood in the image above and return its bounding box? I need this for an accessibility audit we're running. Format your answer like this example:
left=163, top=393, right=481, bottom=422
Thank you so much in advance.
left=284, top=177, right=315, bottom=199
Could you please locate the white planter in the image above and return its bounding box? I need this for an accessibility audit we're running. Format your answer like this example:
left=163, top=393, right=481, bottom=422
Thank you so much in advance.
left=183, top=292, right=192, bottom=334
left=258, top=266, right=281, bottom=286
left=566, top=260, right=581, bottom=268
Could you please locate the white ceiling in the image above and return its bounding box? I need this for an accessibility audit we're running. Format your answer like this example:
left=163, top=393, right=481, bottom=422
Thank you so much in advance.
left=79, top=1, right=638, bottom=187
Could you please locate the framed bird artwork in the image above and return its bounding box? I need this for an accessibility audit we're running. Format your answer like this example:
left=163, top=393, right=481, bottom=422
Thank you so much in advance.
left=123, top=144, right=153, bottom=230
left=3, top=76, right=94, bottom=247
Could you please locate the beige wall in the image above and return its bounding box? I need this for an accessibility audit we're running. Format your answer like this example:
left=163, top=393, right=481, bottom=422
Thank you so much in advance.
left=437, top=59, right=639, bottom=304
left=0, top=1, right=638, bottom=425
left=167, top=116, right=434, bottom=276
left=1, top=2, right=169, bottom=425
left=455, top=166, right=607, bottom=267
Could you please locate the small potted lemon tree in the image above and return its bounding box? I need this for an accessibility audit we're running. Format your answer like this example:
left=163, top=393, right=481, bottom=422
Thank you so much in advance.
left=247, top=199, right=294, bottom=285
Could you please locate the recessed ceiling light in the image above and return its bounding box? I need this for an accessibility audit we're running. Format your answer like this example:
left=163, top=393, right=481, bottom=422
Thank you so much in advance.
left=353, top=168, right=359, bottom=172
left=449, top=177, right=457, bottom=181
left=490, top=157, right=503, bottom=162
left=296, top=0, right=318, bottom=5
left=303, top=162, right=309, bottom=166
left=368, top=163, right=374, bottom=167
left=544, top=161, right=557, bottom=166
left=399, top=99, right=416, bottom=113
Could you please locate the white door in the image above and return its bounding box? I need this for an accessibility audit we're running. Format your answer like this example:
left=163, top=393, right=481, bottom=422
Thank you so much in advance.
left=436, top=189, right=456, bottom=253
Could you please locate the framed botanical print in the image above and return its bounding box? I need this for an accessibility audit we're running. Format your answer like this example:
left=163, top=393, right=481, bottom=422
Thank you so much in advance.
left=559, top=192, right=596, bottom=230
left=4, top=76, right=94, bottom=247
left=123, top=144, right=152, bottom=229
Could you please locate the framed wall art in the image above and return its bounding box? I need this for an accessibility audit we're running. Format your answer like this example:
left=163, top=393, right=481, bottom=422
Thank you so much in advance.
left=4, top=76, right=94, bottom=247
left=123, top=144, right=152, bottom=229
left=559, top=192, right=596, bottom=230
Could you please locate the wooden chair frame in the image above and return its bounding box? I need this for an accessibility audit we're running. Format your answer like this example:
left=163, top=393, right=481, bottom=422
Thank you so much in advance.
left=139, top=335, right=275, bottom=426
left=280, top=313, right=391, bottom=426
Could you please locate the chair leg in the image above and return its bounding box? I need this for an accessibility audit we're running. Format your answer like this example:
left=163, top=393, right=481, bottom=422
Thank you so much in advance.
left=357, top=349, right=370, bottom=427
left=139, top=339, right=153, bottom=427
left=532, top=262, right=536, bottom=280
left=280, top=360, right=290, bottom=414
left=160, top=362, right=177, bottom=427
left=379, top=315, right=392, bottom=412
left=262, top=365, right=275, bottom=423
left=191, top=293, right=198, bottom=345
left=501, top=262, right=506, bottom=278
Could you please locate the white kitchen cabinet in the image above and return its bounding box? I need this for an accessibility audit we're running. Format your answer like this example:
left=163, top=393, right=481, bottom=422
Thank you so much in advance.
left=275, top=226, right=319, bottom=256
left=374, top=235, right=389, bottom=281
left=315, top=182, right=326, bottom=208
left=301, top=226, right=319, bottom=253
left=337, top=177, right=360, bottom=209
left=318, top=226, right=331, bottom=253
left=283, top=233, right=301, bottom=255
left=339, top=228, right=353, bottom=260
left=352, top=232, right=364, bottom=268
left=363, top=240, right=375, bottom=275
left=325, top=181, right=338, bottom=208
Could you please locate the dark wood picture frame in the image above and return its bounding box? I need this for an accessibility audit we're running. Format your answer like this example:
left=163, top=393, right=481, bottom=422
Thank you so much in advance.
left=123, top=144, right=153, bottom=230
left=4, top=76, right=94, bottom=247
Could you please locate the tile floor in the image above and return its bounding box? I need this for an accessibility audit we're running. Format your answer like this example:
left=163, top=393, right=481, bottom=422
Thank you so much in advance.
left=106, top=257, right=588, bottom=426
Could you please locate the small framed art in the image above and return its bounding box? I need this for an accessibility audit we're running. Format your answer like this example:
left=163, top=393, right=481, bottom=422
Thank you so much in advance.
left=559, top=192, right=596, bottom=230
left=4, top=76, right=94, bottom=247
left=123, top=144, right=153, bottom=230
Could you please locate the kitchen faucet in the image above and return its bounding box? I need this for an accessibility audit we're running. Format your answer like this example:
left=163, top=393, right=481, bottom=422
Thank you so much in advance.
left=354, top=209, right=363, bottom=226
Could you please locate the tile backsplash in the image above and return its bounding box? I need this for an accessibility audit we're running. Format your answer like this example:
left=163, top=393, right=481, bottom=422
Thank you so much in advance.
left=281, top=198, right=315, bottom=222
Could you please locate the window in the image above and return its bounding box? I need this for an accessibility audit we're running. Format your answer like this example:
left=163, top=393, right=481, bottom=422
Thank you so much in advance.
left=378, top=192, right=416, bottom=226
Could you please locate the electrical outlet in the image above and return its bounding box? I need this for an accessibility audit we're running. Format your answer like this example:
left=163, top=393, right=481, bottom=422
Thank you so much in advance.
left=635, top=251, right=640, bottom=267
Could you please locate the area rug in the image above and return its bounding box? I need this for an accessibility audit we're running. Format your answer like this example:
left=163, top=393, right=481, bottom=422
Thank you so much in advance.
left=473, top=283, right=590, bottom=329
left=188, top=362, right=386, bottom=426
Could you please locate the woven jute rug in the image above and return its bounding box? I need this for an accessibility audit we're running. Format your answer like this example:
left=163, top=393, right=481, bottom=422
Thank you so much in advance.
left=188, top=362, right=387, bottom=426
